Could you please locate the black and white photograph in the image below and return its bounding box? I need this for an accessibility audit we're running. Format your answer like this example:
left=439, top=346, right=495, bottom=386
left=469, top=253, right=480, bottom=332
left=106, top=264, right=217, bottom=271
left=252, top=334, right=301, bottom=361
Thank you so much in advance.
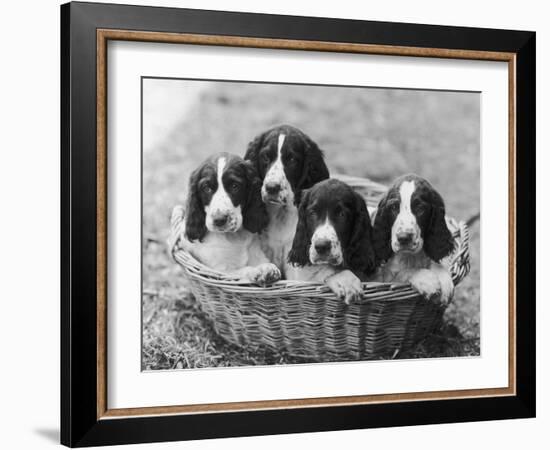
left=142, top=78, right=479, bottom=370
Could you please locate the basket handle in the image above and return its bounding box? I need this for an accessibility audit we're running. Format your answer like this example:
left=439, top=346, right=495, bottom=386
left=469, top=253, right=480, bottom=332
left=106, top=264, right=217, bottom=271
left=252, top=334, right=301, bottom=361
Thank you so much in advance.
left=168, top=205, right=186, bottom=256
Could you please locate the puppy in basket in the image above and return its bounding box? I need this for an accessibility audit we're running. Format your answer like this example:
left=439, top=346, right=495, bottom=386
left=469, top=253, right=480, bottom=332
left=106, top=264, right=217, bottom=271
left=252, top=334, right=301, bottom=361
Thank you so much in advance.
left=371, top=174, right=455, bottom=304
left=169, top=152, right=281, bottom=286
left=287, top=178, right=377, bottom=304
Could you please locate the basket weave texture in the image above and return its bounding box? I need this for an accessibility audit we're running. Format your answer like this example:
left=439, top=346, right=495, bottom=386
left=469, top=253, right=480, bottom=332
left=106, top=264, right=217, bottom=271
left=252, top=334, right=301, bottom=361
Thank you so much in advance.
left=171, top=175, right=471, bottom=361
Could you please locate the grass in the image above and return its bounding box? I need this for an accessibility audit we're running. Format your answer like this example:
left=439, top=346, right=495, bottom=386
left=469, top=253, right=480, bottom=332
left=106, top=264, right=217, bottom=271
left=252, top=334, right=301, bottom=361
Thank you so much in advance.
left=142, top=80, right=480, bottom=370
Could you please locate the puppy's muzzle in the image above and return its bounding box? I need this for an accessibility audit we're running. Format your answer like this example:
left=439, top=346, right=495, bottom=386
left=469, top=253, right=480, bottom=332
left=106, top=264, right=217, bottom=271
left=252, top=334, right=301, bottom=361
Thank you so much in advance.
left=396, top=231, right=414, bottom=246
left=310, top=237, right=342, bottom=266
left=209, top=211, right=238, bottom=232
left=212, top=213, right=229, bottom=228
left=392, top=228, right=422, bottom=253
left=314, top=239, right=332, bottom=256
left=264, top=182, right=281, bottom=196
left=262, top=181, right=288, bottom=205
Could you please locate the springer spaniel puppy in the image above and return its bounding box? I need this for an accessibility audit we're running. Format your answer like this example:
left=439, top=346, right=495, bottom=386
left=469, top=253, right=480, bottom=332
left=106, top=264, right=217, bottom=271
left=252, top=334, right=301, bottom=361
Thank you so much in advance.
left=170, top=152, right=281, bottom=286
left=244, top=125, right=330, bottom=275
left=287, top=179, right=377, bottom=303
left=372, top=174, right=455, bottom=304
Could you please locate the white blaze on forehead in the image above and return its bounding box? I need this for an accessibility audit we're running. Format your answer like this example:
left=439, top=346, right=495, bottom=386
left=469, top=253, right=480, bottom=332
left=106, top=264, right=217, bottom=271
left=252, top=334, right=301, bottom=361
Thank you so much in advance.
left=204, top=156, right=242, bottom=231
left=268, top=133, right=285, bottom=175
left=277, top=133, right=286, bottom=154
left=206, top=156, right=230, bottom=212
left=262, top=133, right=293, bottom=204
left=399, top=181, right=415, bottom=216
left=216, top=156, right=226, bottom=187
left=392, top=180, right=419, bottom=239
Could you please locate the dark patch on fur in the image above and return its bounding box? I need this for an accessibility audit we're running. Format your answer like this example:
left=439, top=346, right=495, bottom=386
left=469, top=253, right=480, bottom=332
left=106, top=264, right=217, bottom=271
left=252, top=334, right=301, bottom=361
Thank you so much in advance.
left=184, top=166, right=208, bottom=242
left=242, top=161, right=269, bottom=233
left=244, top=124, right=329, bottom=199
left=373, top=174, right=454, bottom=263
left=184, top=153, right=269, bottom=241
left=288, top=179, right=377, bottom=276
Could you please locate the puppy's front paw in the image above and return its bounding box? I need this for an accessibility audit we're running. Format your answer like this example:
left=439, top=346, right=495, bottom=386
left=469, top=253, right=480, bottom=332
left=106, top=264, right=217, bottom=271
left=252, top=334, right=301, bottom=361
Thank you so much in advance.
left=439, top=272, right=455, bottom=306
left=249, top=263, right=281, bottom=286
left=409, top=269, right=441, bottom=303
left=325, top=270, right=363, bottom=305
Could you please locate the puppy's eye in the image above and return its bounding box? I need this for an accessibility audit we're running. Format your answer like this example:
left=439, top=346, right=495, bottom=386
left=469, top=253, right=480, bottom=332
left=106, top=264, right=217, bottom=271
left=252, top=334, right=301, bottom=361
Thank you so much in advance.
left=388, top=202, right=399, bottom=213
left=413, top=201, right=426, bottom=214
left=261, top=153, right=270, bottom=163
left=202, top=184, right=213, bottom=194
left=337, top=210, right=346, bottom=219
left=230, top=183, right=241, bottom=192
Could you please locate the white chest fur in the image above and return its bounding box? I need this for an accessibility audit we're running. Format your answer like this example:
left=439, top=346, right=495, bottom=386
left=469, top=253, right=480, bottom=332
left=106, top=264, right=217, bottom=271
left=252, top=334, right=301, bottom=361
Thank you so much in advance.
left=261, top=202, right=298, bottom=273
left=379, top=251, right=433, bottom=282
left=189, top=230, right=255, bottom=272
left=375, top=248, right=454, bottom=304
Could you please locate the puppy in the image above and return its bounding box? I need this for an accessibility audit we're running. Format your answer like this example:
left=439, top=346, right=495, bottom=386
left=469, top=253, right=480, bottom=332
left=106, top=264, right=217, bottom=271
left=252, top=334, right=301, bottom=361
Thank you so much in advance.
left=244, top=124, right=330, bottom=275
left=287, top=179, right=377, bottom=303
left=170, top=152, right=281, bottom=286
left=372, top=174, right=455, bottom=304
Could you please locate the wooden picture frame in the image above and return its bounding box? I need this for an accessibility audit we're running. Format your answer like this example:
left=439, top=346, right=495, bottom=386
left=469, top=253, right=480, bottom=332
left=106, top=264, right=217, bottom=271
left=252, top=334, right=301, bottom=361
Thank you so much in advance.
left=61, top=1, right=535, bottom=447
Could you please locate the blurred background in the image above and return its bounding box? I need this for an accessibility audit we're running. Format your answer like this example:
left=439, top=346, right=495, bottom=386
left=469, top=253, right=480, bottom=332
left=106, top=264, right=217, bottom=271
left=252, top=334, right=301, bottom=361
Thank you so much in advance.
left=142, top=78, right=480, bottom=370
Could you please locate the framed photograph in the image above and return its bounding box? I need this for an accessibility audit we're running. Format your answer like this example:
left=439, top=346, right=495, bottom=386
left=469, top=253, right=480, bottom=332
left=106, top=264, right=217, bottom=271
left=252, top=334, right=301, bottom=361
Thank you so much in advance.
left=61, top=1, right=535, bottom=447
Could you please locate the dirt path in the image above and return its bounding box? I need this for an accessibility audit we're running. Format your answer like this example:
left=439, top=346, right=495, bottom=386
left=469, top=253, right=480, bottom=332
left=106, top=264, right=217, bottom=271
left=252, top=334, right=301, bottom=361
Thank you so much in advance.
left=143, top=79, right=208, bottom=154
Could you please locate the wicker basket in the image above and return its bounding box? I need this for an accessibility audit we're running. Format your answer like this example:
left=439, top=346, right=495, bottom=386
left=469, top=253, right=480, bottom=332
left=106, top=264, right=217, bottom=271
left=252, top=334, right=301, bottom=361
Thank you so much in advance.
left=171, top=175, right=471, bottom=361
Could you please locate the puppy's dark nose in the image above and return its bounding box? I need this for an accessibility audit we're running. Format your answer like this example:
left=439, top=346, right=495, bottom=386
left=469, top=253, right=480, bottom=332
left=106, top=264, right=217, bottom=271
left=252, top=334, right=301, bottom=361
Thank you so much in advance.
left=213, top=214, right=229, bottom=228
left=314, top=239, right=332, bottom=255
left=265, top=182, right=281, bottom=195
left=396, top=231, right=413, bottom=246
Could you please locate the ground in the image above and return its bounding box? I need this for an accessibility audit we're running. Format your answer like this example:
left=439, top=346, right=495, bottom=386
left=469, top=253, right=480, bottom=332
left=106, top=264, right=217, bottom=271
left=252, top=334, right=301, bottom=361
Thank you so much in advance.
left=142, top=80, right=480, bottom=370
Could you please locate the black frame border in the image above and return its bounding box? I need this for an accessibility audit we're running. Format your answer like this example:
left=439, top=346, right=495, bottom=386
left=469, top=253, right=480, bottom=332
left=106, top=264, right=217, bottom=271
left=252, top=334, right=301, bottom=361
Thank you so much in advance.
left=61, top=1, right=535, bottom=447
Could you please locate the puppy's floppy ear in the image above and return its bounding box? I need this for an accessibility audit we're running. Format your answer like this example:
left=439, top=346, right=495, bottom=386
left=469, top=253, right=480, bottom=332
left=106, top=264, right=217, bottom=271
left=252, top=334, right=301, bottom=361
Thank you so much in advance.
left=184, top=168, right=207, bottom=242
left=344, top=192, right=377, bottom=275
left=287, top=188, right=312, bottom=266
left=242, top=161, right=269, bottom=233
left=424, top=187, right=455, bottom=262
left=244, top=130, right=266, bottom=174
left=372, top=190, right=394, bottom=263
left=293, top=188, right=307, bottom=206
left=297, top=134, right=330, bottom=190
